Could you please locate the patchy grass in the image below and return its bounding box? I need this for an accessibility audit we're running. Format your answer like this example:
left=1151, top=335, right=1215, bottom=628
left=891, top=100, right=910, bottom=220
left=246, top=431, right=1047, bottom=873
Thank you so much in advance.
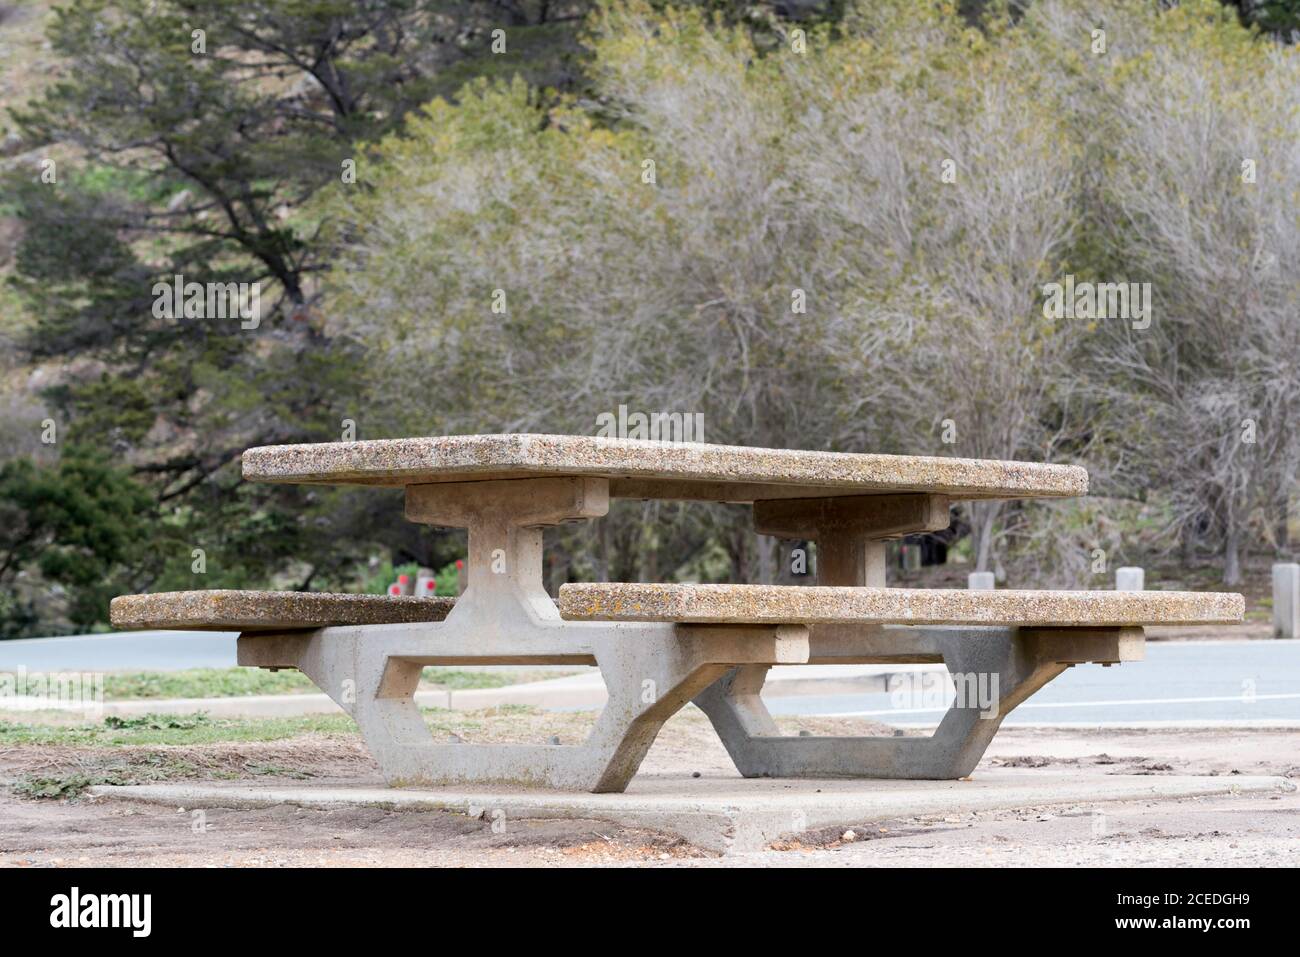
left=0, top=705, right=581, bottom=799
left=0, top=711, right=358, bottom=747
left=0, top=704, right=573, bottom=750
left=99, top=667, right=582, bottom=700
left=420, top=668, right=578, bottom=690
left=0, top=706, right=906, bottom=801
left=8, top=746, right=223, bottom=799
left=14, top=771, right=137, bottom=800
left=103, top=669, right=317, bottom=699
left=0, top=703, right=612, bottom=776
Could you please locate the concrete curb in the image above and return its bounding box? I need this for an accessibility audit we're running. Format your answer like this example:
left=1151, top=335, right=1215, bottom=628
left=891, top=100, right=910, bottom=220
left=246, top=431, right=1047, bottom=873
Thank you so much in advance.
left=89, top=772, right=1294, bottom=855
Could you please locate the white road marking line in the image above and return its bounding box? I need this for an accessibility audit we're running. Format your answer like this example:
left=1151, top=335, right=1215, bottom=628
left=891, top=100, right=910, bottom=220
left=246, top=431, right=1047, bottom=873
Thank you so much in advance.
left=817, top=691, right=1300, bottom=717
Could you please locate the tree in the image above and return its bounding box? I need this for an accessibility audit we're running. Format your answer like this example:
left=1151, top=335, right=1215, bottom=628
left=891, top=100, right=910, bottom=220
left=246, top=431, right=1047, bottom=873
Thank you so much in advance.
left=1040, top=0, right=1300, bottom=583
left=0, top=448, right=153, bottom=636
left=3, top=0, right=816, bottom=626
left=4, top=0, right=495, bottom=608
left=321, top=0, right=1091, bottom=577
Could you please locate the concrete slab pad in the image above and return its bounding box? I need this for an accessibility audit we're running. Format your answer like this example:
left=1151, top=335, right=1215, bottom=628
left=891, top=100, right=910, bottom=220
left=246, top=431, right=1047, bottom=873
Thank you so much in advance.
left=88, top=771, right=1293, bottom=855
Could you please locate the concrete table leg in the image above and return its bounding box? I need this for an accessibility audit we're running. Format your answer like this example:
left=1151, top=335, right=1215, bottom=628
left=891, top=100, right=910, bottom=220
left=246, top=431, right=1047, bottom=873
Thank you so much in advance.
left=239, top=476, right=809, bottom=793
left=695, top=625, right=1095, bottom=779
left=694, top=493, right=1141, bottom=779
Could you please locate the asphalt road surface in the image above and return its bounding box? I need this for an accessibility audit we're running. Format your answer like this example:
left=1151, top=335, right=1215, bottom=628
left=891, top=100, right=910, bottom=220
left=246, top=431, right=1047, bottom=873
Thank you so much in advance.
left=0, top=630, right=238, bottom=672
left=766, top=639, right=1300, bottom=726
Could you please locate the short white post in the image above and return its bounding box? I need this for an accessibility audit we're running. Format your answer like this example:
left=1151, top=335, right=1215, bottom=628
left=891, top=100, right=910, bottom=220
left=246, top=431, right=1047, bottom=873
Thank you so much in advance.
left=1115, top=566, right=1145, bottom=592
left=902, top=544, right=922, bottom=572
left=415, top=567, right=437, bottom=597
left=968, top=571, right=995, bottom=590
left=1273, top=563, right=1299, bottom=639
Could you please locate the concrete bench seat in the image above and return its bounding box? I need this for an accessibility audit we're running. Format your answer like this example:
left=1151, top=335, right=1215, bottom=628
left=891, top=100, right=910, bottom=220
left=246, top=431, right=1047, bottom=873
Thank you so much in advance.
left=109, top=590, right=454, bottom=632
left=558, top=583, right=1244, bottom=628
left=554, top=581, right=1242, bottom=782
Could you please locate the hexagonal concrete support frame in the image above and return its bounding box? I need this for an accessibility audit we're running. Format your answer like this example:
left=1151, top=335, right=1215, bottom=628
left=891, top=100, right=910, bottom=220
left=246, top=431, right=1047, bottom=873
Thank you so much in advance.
left=237, top=476, right=808, bottom=793
left=693, top=625, right=1142, bottom=780
left=692, top=491, right=1143, bottom=780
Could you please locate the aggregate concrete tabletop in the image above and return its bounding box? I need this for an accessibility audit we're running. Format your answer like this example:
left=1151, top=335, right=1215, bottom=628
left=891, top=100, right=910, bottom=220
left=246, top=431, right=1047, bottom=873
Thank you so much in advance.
left=241, top=433, right=1089, bottom=502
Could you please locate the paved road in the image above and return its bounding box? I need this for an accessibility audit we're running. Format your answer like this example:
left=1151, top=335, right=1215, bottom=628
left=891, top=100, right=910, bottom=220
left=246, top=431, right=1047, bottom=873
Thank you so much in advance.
left=1, top=632, right=1296, bottom=725
left=0, top=631, right=238, bottom=672
left=765, top=639, right=1300, bottom=725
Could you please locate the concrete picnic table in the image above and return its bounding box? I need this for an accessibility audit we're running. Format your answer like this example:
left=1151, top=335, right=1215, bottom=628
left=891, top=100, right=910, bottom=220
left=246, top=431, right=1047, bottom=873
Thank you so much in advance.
left=112, top=434, right=1242, bottom=792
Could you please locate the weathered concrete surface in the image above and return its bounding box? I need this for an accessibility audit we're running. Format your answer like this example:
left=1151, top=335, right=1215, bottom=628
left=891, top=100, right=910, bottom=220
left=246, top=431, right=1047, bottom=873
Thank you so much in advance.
left=240, top=433, right=1089, bottom=501
left=559, top=583, right=1245, bottom=626
left=88, top=772, right=1293, bottom=855
left=110, top=591, right=454, bottom=632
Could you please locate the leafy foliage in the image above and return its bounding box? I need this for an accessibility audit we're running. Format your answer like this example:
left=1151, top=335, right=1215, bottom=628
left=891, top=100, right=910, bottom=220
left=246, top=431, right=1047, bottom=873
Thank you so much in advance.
left=0, top=447, right=153, bottom=635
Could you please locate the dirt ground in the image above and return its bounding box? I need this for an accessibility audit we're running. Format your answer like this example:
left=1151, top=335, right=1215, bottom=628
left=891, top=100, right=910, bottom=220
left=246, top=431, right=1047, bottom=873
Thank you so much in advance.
left=1, top=709, right=1297, bottom=867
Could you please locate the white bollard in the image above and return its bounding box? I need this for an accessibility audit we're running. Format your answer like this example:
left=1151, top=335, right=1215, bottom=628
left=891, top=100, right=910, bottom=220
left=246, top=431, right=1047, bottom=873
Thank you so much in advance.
left=1273, top=563, right=1300, bottom=639
left=902, top=544, right=922, bottom=572
left=968, top=571, right=995, bottom=590
left=415, top=567, right=437, bottom=597
left=1115, top=566, right=1145, bottom=591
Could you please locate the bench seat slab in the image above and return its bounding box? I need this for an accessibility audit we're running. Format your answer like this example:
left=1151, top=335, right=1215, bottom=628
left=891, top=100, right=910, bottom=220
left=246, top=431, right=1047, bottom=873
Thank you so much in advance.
left=558, top=583, right=1243, bottom=627
left=110, top=590, right=455, bottom=632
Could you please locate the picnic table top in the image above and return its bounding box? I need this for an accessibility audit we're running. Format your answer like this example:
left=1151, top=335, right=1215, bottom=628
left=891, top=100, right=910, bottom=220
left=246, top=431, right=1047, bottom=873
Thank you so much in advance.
left=241, top=434, right=1088, bottom=503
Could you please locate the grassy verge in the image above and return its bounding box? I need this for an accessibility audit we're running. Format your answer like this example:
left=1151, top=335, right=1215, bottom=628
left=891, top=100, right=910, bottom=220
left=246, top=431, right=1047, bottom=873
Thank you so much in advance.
left=0, top=711, right=363, bottom=798
left=0, top=705, right=561, bottom=799
left=99, top=667, right=581, bottom=700
left=102, top=669, right=317, bottom=699
left=0, top=711, right=359, bottom=747
left=1, top=705, right=888, bottom=800
left=0, top=703, right=553, bottom=753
